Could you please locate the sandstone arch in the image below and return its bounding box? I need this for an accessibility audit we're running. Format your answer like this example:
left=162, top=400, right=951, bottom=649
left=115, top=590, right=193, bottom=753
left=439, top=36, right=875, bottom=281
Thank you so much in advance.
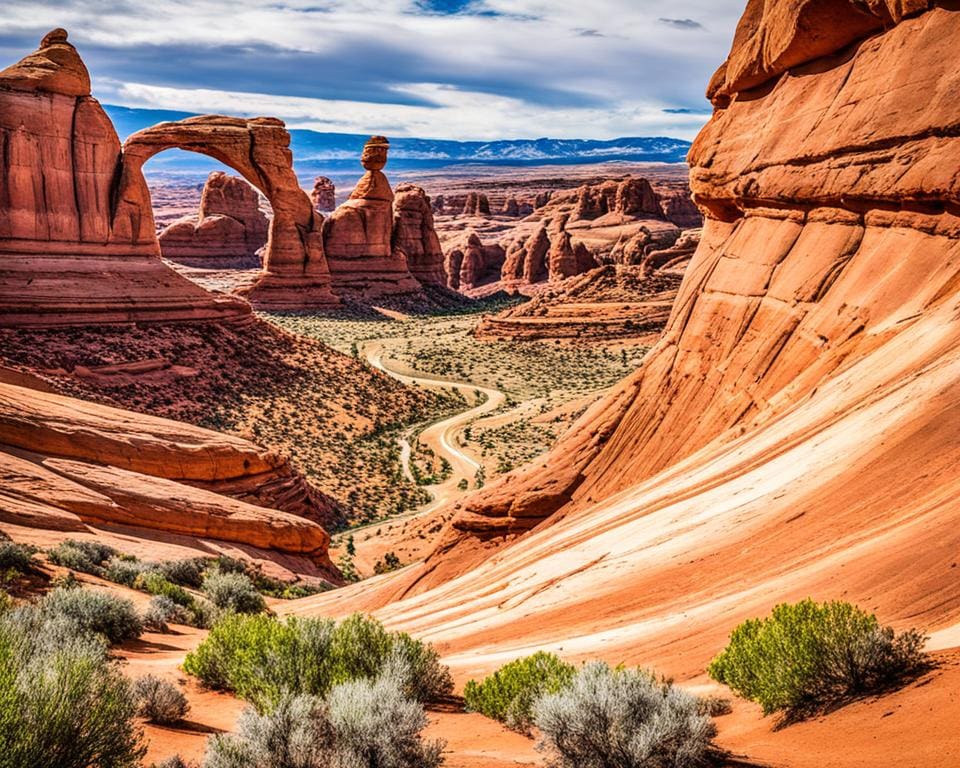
left=119, top=115, right=339, bottom=309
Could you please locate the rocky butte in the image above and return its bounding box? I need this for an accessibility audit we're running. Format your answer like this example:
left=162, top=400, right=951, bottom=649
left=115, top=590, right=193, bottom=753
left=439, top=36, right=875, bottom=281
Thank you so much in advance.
left=290, top=8, right=960, bottom=764
left=159, top=171, right=269, bottom=267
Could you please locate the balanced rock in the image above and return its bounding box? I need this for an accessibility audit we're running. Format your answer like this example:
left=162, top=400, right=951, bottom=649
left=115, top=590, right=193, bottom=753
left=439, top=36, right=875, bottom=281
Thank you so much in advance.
left=392, top=183, right=446, bottom=287
left=311, top=176, right=336, bottom=212
left=322, top=137, right=422, bottom=300
left=159, top=171, right=268, bottom=266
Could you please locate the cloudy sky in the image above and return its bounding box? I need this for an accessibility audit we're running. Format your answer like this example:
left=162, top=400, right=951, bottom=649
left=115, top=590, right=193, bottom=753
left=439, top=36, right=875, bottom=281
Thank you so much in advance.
left=0, top=0, right=746, bottom=141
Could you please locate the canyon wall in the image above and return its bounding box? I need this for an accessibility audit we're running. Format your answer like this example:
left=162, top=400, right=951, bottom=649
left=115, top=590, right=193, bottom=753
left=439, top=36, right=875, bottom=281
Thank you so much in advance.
left=292, top=2, right=960, bottom=685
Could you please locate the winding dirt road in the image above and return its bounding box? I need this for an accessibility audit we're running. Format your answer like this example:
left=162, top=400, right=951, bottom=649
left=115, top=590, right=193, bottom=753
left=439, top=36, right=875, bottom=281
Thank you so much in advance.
left=362, top=340, right=505, bottom=513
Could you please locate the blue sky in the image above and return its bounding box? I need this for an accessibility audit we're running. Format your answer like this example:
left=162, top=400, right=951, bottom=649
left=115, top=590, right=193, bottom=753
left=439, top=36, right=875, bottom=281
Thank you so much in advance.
left=0, top=1, right=746, bottom=140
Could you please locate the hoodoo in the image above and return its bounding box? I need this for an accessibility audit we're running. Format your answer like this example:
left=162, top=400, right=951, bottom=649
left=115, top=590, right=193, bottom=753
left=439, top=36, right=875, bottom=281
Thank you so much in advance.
left=323, top=137, right=423, bottom=299
left=392, top=183, right=447, bottom=287
left=0, top=30, right=251, bottom=327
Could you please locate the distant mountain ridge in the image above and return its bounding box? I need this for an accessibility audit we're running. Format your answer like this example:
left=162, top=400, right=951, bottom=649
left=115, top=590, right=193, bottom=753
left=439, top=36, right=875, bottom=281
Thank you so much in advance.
left=104, top=105, right=691, bottom=184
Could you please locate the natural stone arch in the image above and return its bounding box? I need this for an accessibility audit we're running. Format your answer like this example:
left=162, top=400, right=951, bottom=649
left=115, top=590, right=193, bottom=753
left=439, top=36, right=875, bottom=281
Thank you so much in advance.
left=117, top=115, right=339, bottom=308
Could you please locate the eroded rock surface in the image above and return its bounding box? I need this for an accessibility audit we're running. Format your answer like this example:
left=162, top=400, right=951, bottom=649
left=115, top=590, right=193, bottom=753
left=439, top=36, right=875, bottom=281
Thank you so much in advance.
left=159, top=171, right=268, bottom=266
left=311, top=176, right=336, bottom=212
left=392, top=183, right=447, bottom=287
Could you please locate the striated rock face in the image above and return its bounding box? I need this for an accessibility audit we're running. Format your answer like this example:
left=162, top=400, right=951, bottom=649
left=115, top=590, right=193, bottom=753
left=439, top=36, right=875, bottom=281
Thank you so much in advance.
left=391, top=183, right=447, bottom=286
left=424, top=0, right=960, bottom=583
left=520, top=226, right=551, bottom=284
left=311, top=176, right=336, bottom=212
left=546, top=221, right=578, bottom=281
left=445, top=249, right=464, bottom=290
left=0, top=30, right=252, bottom=327
left=159, top=171, right=268, bottom=267
left=322, top=137, right=422, bottom=300
left=0, top=381, right=334, bottom=568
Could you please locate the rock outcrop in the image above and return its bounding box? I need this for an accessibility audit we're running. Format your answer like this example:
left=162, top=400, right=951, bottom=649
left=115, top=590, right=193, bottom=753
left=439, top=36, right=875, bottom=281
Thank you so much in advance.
left=311, top=176, right=336, bottom=212
left=459, top=233, right=505, bottom=290
left=0, top=30, right=251, bottom=327
left=0, top=381, right=334, bottom=569
left=502, top=197, right=520, bottom=217
left=462, top=192, right=491, bottom=216
left=159, top=171, right=268, bottom=266
left=392, top=184, right=447, bottom=287
left=445, top=249, right=464, bottom=291
left=120, top=115, right=339, bottom=310
left=322, top=137, right=422, bottom=300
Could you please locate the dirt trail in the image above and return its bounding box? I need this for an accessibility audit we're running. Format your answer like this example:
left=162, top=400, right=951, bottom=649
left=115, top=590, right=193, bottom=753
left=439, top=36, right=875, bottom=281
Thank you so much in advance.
left=362, top=340, right=505, bottom=514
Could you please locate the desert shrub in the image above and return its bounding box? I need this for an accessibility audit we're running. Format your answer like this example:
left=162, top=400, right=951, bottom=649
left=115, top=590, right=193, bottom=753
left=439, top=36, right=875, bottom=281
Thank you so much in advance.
left=106, top=557, right=158, bottom=587
left=151, top=758, right=191, bottom=768
left=159, top=558, right=208, bottom=589
left=533, top=662, right=716, bottom=768
left=0, top=541, right=36, bottom=573
left=708, top=599, right=928, bottom=719
left=0, top=591, right=11, bottom=613
left=188, top=597, right=221, bottom=629
left=464, top=651, right=575, bottom=732
left=209, top=556, right=249, bottom=575
left=143, top=595, right=192, bottom=632
left=202, top=571, right=266, bottom=614
left=326, top=672, right=444, bottom=768
left=184, top=613, right=451, bottom=708
left=41, top=586, right=143, bottom=644
left=0, top=608, right=145, bottom=768
left=697, top=695, right=733, bottom=717
left=204, top=675, right=443, bottom=768
left=135, top=571, right=194, bottom=607
left=47, top=539, right=116, bottom=576
left=133, top=675, right=190, bottom=724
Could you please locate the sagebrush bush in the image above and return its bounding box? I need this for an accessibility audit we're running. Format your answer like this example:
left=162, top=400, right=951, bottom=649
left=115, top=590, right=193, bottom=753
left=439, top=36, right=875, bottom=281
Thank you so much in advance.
left=203, top=674, right=443, bottom=768
left=41, top=586, right=143, bottom=644
left=184, top=613, right=452, bottom=709
left=135, top=571, right=194, bottom=607
left=533, top=662, right=716, bottom=768
left=106, top=557, right=158, bottom=587
left=464, top=651, right=575, bottom=733
left=143, top=595, right=192, bottom=631
left=0, top=591, right=11, bottom=613
left=0, top=541, right=36, bottom=573
left=708, top=599, right=929, bottom=718
left=133, top=675, right=190, bottom=724
left=160, top=558, right=208, bottom=588
left=47, top=539, right=116, bottom=575
left=202, top=571, right=266, bottom=614
left=151, top=757, right=191, bottom=768
left=0, top=607, right=145, bottom=768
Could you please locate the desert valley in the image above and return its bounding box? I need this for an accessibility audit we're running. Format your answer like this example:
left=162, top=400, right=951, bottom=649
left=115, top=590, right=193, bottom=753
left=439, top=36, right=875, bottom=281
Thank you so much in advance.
left=0, top=2, right=959, bottom=767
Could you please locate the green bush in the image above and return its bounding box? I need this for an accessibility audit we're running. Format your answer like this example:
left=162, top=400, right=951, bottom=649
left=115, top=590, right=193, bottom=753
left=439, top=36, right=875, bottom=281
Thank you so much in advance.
left=0, top=591, right=11, bottom=613
left=708, top=599, right=929, bottom=718
left=106, top=558, right=158, bottom=587
left=47, top=540, right=117, bottom=576
left=202, top=571, right=266, bottom=614
left=0, top=607, right=145, bottom=768
left=143, top=596, right=192, bottom=631
left=184, top=613, right=452, bottom=709
left=41, top=587, right=143, bottom=645
left=464, top=651, right=575, bottom=732
left=135, top=571, right=194, bottom=608
left=0, top=541, right=37, bottom=573
left=533, top=662, right=716, bottom=768
left=159, top=558, right=209, bottom=588
left=133, top=675, right=190, bottom=724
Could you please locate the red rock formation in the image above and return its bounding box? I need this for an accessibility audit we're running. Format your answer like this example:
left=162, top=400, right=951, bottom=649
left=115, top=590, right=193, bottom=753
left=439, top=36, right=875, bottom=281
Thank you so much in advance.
left=120, top=115, right=338, bottom=310
left=432, top=194, right=446, bottom=214
left=502, top=197, right=520, bottom=217
left=418, top=0, right=960, bottom=583
left=392, top=183, right=447, bottom=287
left=615, top=177, right=663, bottom=218
left=0, top=30, right=251, bottom=327
left=547, top=219, right=578, bottom=281
left=159, top=171, right=268, bottom=266
left=0, top=381, right=334, bottom=569
left=445, top=249, right=464, bottom=290
left=461, top=192, right=491, bottom=216
left=311, top=176, right=336, bottom=212
left=459, top=233, right=505, bottom=290
left=322, top=137, right=422, bottom=300
left=521, top=226, right=550, bottom=284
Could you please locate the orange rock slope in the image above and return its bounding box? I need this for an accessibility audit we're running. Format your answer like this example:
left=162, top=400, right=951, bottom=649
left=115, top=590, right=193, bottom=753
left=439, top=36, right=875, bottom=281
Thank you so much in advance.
left=0, top=380, right=334, bottom=572
left=289, top=0, right=960, bottom=721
